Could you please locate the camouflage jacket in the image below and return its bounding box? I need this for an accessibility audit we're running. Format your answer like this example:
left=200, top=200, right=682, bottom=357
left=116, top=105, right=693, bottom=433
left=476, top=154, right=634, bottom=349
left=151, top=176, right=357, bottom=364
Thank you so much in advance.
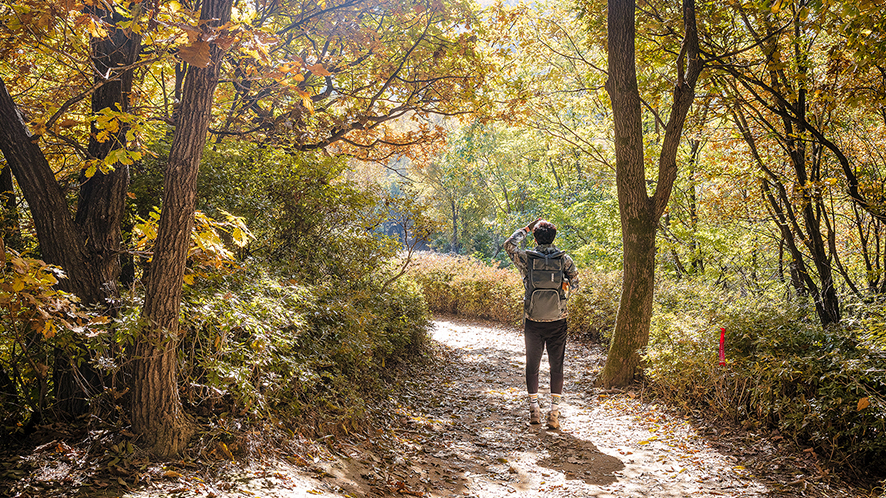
left=503, top=227, right=579, bottom=322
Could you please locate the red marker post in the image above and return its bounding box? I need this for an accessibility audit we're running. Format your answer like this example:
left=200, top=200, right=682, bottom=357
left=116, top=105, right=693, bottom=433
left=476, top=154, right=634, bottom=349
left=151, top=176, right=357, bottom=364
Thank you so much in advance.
left=718, top=327, right=726, bottom=366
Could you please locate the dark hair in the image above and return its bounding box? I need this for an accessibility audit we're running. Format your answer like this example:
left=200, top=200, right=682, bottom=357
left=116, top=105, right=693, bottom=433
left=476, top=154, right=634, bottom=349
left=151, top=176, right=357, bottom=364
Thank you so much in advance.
left=533, top=220, right=557, bottom=245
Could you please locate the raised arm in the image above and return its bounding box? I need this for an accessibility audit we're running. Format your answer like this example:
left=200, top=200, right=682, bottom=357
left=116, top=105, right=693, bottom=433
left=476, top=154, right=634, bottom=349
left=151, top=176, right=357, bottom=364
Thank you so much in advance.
left=504, top=218, right=540, bottom=272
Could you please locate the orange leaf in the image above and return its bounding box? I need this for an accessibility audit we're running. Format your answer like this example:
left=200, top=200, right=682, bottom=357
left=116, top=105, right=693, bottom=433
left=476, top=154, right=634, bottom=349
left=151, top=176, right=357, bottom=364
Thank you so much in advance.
left=858, top=397, right=871, bottom=411
left=179, top=41, right=211, bottom=67
left=175, top=23, right=202, bottom=43
left=216, top=35, right=237, bottom=50
left=307, top=63, right=332, bottom=77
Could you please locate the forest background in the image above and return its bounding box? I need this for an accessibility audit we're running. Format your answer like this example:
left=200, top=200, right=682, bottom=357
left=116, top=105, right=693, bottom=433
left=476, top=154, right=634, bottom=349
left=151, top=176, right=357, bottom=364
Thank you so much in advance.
left=1, top=0, right=885, bottom=489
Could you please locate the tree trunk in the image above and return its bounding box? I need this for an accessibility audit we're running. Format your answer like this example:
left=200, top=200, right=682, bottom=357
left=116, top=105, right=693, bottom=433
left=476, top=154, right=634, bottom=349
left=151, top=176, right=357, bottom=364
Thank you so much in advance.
left=75, top=7, right=142, bottom=305
left=605, top=212, right=657, bottom=386
left=599, top=0, right=702, bottom=388
left=0, top=79, right=103, bottom=303
left=686, top=139, right=702, bottom=272
left=55, top=10, right=143, bottom=417
left=450, top=197, right=459, bottom=253
left=131, top=0, right=233, bottom=457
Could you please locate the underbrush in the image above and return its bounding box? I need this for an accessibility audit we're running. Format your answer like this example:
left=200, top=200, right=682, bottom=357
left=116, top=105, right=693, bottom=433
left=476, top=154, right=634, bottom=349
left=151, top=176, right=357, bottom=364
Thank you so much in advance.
left=645, top=282, right=886, bottom=472
left=1, top=261, right=429, bottom=451
left=406, top=252, right=620, bottom=339
left=175, top=269, right=430, bottom=439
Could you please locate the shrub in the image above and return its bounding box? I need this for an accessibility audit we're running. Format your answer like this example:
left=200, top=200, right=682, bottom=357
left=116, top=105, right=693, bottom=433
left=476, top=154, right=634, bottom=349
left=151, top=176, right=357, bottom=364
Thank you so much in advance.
left=0, top=248, right=111, bottom=431
left=177, top=268, right=429, bottom=434
left=644, top=283, right=886, bottom=470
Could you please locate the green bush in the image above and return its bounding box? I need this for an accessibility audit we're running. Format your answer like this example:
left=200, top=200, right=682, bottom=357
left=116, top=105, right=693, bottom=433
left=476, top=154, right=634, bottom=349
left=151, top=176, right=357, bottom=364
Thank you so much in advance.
left=178, top=268, right=429, bottom=433
left=644, top=283, right=886, bottom=469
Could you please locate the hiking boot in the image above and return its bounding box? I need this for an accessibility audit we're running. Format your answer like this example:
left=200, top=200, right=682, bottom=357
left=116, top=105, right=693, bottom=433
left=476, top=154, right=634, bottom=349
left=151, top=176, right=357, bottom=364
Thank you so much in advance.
left=529, top=405, right=541, bottom=424
left=546, top=410, right=560, bottom=430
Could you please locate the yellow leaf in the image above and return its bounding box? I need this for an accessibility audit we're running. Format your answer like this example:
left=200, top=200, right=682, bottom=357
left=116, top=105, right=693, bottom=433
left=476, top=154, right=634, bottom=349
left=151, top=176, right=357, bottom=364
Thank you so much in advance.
left=219, top=442, right=233, bottom=459
left=42, top=322, right=57, bottom=339
left=297, top=89, right=315, bottom=114
left=183, top=274, right=195, bottom=285
left=12, top=279, right=25, bottom=292
left=858, top=397, right=871, bottom=411
left=293, top=73, right=305, bottom=82
left=87, top=17, right=109, bottom=38
left=162, top=470, right=182, bottom=479
left=179, top=41, right=211, bottom=67
left=85, top=163, right=98, bottom=178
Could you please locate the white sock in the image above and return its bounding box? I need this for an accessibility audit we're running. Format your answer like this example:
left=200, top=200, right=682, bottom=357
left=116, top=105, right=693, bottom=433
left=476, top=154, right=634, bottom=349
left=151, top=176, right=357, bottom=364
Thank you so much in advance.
left=551, top=394, right=562, bottom=412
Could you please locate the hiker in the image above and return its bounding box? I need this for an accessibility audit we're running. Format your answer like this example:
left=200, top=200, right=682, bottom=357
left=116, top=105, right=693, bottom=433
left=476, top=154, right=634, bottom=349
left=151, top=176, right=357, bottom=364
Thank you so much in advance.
left=504, top=218, right=578, bottom=430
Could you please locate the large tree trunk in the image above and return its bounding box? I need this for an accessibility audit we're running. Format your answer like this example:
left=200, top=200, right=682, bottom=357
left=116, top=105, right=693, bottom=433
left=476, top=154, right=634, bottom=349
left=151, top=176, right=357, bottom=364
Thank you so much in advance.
left=599, top=0, right=702, bottom=387
left=131, top=0, right=233, bottom=457
left=0, top=79, right=103, bottom=303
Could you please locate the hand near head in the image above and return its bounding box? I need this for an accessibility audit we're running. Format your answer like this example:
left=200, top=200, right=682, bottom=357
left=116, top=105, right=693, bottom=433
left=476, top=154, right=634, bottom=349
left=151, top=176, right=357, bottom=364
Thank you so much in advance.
left=527, top=217, right=543, bottom=232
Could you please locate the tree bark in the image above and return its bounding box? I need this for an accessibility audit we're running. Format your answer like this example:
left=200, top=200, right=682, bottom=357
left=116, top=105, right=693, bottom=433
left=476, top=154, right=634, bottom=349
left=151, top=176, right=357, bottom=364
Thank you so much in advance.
left=450, top=197, right=459, bottom=253
left=599, top=0, right=703, bottom=387
left=55, top=10, right=143, bottom=417
left=131, top=0, right=233, bottom=457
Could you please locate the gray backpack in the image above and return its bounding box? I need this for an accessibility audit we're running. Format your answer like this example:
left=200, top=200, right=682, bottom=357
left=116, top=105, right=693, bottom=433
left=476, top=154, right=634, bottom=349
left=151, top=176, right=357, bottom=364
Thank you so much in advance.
left=524, top=250, right=567, bottom=320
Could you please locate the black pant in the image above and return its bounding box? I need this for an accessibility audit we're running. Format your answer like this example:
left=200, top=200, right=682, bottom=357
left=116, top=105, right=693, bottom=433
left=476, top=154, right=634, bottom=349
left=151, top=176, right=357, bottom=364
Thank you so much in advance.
left=524, top=318, right=567, bottom=395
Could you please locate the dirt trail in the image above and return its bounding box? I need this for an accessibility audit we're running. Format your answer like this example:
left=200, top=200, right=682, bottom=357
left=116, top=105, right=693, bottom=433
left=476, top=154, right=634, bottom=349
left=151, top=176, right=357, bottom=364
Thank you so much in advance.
left=117, top=317, right=861, bottom=498
left=331, top=317, right=859, bottom=498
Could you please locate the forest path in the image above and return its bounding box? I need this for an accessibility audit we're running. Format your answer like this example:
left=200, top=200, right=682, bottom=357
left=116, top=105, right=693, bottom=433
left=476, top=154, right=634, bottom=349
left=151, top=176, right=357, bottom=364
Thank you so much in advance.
left=116, top=317, right=860, bottom=498
left=318, top=317, right=857, bottom=498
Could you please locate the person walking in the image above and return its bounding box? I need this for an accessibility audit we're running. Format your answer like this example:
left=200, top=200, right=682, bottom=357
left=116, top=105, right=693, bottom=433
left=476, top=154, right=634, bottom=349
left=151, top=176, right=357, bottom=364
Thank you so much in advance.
left=504, top=218, right=578, bottom=430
